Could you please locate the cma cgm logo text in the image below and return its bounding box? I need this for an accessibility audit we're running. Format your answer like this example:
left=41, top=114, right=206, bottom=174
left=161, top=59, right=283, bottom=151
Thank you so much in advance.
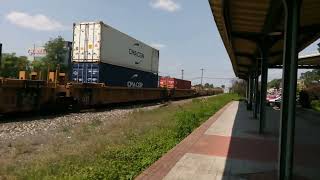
left=127, top=74, right=143, bottom=88
left=127, top=81, right=143, bottom=88
left=129, top=49, right=144, bottom=59
left=129, top=43, right=144, bottom=64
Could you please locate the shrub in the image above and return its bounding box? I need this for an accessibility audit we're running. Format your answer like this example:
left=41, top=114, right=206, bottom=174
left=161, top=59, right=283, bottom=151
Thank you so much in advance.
left=175, top=111, right=199, bottom=139
left=300, top=85, right=320, bottom=108
left=311, top=100, right=320, bottom=112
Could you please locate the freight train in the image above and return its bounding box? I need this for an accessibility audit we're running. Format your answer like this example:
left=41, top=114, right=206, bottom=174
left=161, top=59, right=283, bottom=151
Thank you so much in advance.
left=0, top=21, right=224, bottom=115
left=0, top=76, right=223, bottom=114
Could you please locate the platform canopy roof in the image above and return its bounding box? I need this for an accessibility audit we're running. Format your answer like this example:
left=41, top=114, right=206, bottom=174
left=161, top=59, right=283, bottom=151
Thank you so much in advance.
left=209, top=0, right=320, bottom=79
left=269, top=54, right=320, bottom=69
left=299, top=54, right=320, bottom=65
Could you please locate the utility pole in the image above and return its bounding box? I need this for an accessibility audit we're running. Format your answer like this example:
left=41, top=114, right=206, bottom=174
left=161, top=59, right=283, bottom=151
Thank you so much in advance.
left=0, top=43, right=2, bottom=70
left=181, top=69, right=184, bottom=80
left=200, top=68, right=204, bottom=86
left=33, top=44, right=36, bottom=61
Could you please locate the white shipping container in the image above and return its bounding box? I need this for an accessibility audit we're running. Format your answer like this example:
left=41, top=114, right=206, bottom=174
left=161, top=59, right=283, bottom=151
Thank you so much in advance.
left=72, top=21, right=159, bottom=73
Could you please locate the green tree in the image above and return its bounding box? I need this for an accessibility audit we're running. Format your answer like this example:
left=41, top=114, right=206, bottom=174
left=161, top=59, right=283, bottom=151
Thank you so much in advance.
left=31, top=58, right=47, bottom=72
left=204, top=83, right=214, bottom=88
left=300, top=70, right=320, bottom=87
left=28, top=36, right=68, bottom=79
left=268, top=78, right=282, bottom=89
left=299, top=44, right=320, bottom=87
left=230, top=79, right=246, bottom=97
left=44, top=36, right=67, bottom=71
left=0, top=53, right=29, bottom=78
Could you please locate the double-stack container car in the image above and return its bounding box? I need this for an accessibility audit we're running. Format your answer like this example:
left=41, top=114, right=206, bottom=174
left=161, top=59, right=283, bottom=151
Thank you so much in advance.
left=72, top=21, right=159, bottom=88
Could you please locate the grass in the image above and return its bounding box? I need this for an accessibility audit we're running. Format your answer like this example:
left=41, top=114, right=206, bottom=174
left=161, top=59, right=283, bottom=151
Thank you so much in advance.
left=311, top=100, right=320, bottom=112
left=1, top=93, right=240, bottom=180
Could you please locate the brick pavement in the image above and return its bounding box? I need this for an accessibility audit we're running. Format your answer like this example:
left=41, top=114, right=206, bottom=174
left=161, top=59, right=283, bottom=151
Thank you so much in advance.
left=136, top=101, right=319, bottom=180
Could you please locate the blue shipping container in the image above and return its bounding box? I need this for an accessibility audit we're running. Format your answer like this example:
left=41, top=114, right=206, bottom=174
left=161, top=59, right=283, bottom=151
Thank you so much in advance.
left=72, top=63, right=158, bottom=88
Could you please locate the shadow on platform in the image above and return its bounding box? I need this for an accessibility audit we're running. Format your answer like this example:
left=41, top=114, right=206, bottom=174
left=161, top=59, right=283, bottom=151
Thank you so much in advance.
left=221, top=102, right=320, bottom=180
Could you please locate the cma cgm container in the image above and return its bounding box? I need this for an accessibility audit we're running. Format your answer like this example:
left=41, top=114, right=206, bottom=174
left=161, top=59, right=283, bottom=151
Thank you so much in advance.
left=72, top=21, right=159, bottom=74
left=72, top=63, right=158, bottom=88
left=159, top=77, right=192, bottom=89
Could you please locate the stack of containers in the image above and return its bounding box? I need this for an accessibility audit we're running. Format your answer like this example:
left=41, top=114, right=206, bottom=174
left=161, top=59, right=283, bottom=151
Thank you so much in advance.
left=159, top=77, right=192, bottom=89
left=71, top=21, right=159, bottom=88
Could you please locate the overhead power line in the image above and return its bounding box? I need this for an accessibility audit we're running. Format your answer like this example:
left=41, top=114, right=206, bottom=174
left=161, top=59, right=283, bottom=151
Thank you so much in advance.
left=190, top=77, right=235, bottom=80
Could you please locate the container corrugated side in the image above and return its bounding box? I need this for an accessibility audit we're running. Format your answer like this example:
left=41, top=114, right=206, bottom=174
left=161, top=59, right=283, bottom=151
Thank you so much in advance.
left=72, top=62, right=158, bottom=88
left=174, top=78, right=192, bottom=89
left=100, top=23, right=159, bottom=73
left=159, top=77, right=191, bottom=89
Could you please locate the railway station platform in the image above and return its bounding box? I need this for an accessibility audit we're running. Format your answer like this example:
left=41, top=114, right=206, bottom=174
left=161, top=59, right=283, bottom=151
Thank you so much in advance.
left=136, top=101, right=320, bottom=180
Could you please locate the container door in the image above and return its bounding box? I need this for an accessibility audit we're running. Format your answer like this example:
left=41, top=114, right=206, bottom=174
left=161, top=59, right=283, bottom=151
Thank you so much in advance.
left=72, top=63, right=85, bottom=82
left=79, top=24, right=88, bottom=61
left=72, top=24, right=81, bottom=61
left=72, top=63, right=100, bottom=83
left=72, top=23, right=101, bottom=62
left=86, top=64, right=99, bottom=83
left=151, top=49, right=159, bottom=73
left=87, top=23, right=101, bottom=62
left=87, top=24, right=94, bottom=62
left=92, top=24, right=101, bottom=61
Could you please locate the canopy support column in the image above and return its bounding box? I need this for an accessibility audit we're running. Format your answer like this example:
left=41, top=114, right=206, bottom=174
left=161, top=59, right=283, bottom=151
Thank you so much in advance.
left=259, top=49, right=268, bottom=134
left=246, top=79, right=250, bottom=103
left=279, top=0, right=300, bottom=179
left=247, top=75, right=253, bottom=110
left=253, top=73, right=259, bottom=119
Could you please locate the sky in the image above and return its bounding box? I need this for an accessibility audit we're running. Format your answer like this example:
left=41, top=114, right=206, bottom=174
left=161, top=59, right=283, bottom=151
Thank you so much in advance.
left=0, top=0, right=319, bottom=87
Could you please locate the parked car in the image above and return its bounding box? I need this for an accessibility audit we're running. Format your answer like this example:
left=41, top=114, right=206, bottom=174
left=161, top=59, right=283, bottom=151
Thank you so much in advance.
left=269, top=95, right=281, bottom=107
